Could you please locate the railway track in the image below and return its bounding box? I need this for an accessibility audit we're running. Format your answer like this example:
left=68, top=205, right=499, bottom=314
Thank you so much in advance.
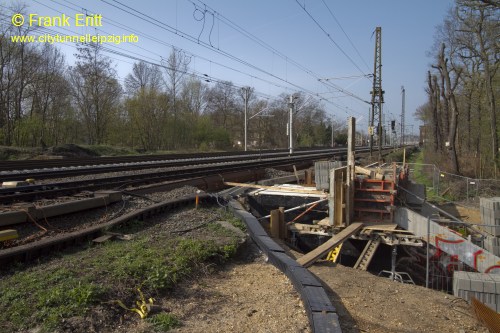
left=0, top=146, right=397, bottom=203
left=0, top=151, right=329, bottom=203
left=0, top=147, right=332, bottom=175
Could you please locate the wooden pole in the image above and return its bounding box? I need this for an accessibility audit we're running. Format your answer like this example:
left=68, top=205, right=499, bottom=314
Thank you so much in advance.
left=279, top=207, right=286, bottom=240
left=270, top=209, right=280, bottom=238
left=346, top=117, right=356, bottom=225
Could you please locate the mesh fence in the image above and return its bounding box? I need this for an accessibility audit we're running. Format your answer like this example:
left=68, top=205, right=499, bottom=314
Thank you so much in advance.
left=398, top=163, right=500, bottom=204
left=396, top=217, right=480, bottom=294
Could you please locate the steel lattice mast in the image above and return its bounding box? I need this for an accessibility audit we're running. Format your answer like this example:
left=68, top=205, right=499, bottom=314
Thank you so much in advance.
left=401, top=86, right=405, bottom=146
left=370, top=27, right=384, bottom=159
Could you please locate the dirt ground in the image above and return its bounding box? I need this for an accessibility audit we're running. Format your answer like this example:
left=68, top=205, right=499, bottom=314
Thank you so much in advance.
left=6, top=214, right=489, bottom=333
left=118, top=241, right=311, bottom=333
left=130, top=239, right=487, bottom=333
left=309, top=262, right=487, bottom=333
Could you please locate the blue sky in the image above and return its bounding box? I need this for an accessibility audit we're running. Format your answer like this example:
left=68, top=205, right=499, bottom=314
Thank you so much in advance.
left=4, top=0, right=454, bottom=133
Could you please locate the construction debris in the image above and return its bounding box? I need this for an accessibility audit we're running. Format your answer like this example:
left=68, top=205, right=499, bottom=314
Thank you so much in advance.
left=297, top=223, right=364, bottom=268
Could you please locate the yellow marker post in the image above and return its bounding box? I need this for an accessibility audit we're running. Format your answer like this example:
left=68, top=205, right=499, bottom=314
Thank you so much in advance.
left=195, top=190, right=201, bottom=209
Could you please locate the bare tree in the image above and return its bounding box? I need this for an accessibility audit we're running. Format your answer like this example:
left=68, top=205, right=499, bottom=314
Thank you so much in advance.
left=124, top=61, right=168, bottom=150
left=437, top=43, right=462, bottom=174
left=124, top=61, right=163, bottom=94
left=69, top=43, right=121, bottom=144
left=162, top=47, right=191, bottom=149
left=457, top=3, right=499, bottom=175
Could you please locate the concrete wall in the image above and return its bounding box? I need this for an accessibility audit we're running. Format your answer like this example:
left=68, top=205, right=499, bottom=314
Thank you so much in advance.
left=453, top=271, right=500, bottom=312
left=395, top=207, right=500, bottom=274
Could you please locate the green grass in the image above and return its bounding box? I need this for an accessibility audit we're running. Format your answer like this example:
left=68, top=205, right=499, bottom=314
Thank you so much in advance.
left=408, top=150, right=448, bottom=203
left=0, top=266, right=106, bottom=331
left=147, top=312, right=180, bottom=331
left=219, top=209, right=247, bottom=232
left=0, top=208, right=242, bottom=332
left=82, top=144, right=139, bottom=156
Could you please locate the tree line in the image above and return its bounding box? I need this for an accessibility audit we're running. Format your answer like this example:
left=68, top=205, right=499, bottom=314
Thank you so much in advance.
left=0, top=6, right=340, bottom=152
left=417, top=0, right=499, bottom=178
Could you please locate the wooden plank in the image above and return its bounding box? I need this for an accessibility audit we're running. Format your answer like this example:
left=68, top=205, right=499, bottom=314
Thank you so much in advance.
left=278, top=207, right=286, bottom=240
left=362, top=224, right=398, bottom=231
left=333, top=167, right=346, bottom=227
left=355, top=166, right=385, bottom=180
left=270, top=209, right=280, bottom=238
left=92, top=234, right=114, bottom=243
left=297, top=222, right=364, bottom=267
left=0, top=229, right=18, bottom=242
left=224, top=182, right=325, bottom=195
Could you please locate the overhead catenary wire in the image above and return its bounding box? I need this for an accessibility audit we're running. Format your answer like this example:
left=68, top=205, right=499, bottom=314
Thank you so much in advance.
left=320, top=0, right=371, bottom=72
left=294, top=0, right=369, bottom=79
left=99, top=0, right=364, bottom=114
left=2, top=1, right=363, bottom=117
left=188, top=0, right=370, bottom=109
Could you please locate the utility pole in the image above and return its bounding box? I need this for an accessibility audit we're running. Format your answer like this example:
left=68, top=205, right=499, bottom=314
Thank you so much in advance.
left=331, top=116, right=334, bottom=147
left=242, top=87, right=250, bottom=151
left=288, top=95, right=296, bottom=154
left=401, top=86, right=405, bottom=147
left=370, top=27, right=384, bottom=160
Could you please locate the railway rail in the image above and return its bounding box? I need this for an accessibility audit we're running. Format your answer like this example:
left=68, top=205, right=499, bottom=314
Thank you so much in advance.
left=0, top=146, right=398, bottom=204
left=0, top=152, right=327, bottom=203
left=0, top=147, right=333, bottom=175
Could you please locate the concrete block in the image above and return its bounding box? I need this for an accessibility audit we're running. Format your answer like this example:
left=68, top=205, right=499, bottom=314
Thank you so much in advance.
left=0, top=211, right=28, bottom=226
left=483, top=276, right=496, bottom=294
left=95, top=190, right=122, bottom=202
left=459, top=290, right=470, bottom=301
left=458, top=278, right=471, bottom=291
left=471, top=278, right=484, bottom=292
left=37, top=193, right=123, bottom=219
left=495, top=294, right=500, bottom=306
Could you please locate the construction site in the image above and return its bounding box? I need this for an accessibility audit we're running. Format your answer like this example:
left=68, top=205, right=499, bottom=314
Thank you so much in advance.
left=224, top=117, right=500, bottom=331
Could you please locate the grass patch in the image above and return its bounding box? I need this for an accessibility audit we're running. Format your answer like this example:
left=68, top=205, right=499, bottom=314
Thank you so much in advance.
left=219, top=209, right=247, bottom=232
left=82, top=144, right=139, bottom=156
left=0, top=208, right=242, bottom=332
left=384, top=146, right=418, bottom=163
left=0, top=266, right=106, bottom=331
left=408, top=150, right=450, bottom=203
left=147, top=312, right=180, bottom=331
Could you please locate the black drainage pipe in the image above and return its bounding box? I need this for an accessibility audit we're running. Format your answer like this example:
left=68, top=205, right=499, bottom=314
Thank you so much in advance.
left=228, top=200, right=342, bottom=333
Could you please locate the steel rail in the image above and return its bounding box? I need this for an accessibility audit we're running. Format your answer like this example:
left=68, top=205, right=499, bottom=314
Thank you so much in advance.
left=0, top=147, right=335, bottom=173
left=0, top=148, right=339, bottom=181
left=0, top=153, right=326, bottom=203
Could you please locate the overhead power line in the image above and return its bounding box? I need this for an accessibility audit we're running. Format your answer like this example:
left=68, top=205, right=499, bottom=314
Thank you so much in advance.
left=320, top=0, right=371, bottom=72
left=2, top=1, right=364, bottom=116
left=294, top=0, right=368, bottom=78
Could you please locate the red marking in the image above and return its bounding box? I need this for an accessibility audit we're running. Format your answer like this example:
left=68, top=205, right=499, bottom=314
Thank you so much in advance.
left=435, top=237, right=464, bottom=251
left=473, top=250, right=484, bottom=270
left=485, top=266, right=500, bottom=273
left=447, top=255, right=460, bottom=273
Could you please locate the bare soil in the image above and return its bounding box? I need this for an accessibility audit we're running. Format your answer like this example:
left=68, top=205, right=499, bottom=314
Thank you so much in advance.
left=310, top=262, right=487, bottom=333
left=128, top=241, right=488, bottom=333
left=141, top=244, right=311, bottom=333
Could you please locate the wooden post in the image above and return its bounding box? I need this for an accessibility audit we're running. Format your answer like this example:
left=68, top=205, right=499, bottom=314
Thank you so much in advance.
left=270, top=209, right=280, bottom=238
left=279, top=206, right=286, bottom=240
left=346, top=117, right=356, bottom=225
left=328, top=168, right=335, bottom=226
left=293, top=165, right=300, bottom=184
left=305, top=169, right=313, bottom=186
